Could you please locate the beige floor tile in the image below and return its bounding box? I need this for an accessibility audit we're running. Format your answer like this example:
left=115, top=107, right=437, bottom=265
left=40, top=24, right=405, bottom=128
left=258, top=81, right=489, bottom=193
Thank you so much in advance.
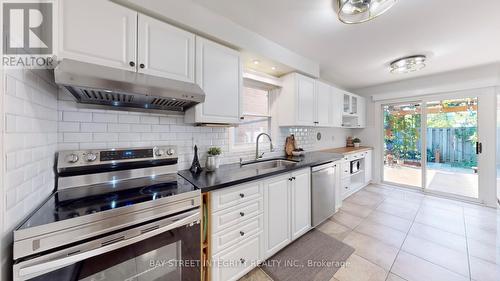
left=333, top=254, right=387, bottom=281
left=365, top=210, right=413, bottom=233
left=467, top=238, right=500, bottom=264
left=466, top=225, right=499, bottom=247
left=383, top=197, right=421, bottom=210
left=463, top=203, right=500, bottom=220
left=331, top=210, right=364, bottom=229
left=414, top=208, right=465, bottom=236
left=376, top=202, right=418, bottom=220
left=239, top=268, right=273, bottom=281
left=346, top=190, right=385, bottom=208
left=317, top=219, right=352, bottom=241
left=409, top=223, right=467, bottom=253
left=420, top=197, right=464, bottom=213
left=340, top=201, right=374, bottom=218
left=384, top=190, right=423, bottom=205
left=465, top=214, right=499, bottom=232
left=364, top=185, right=395, bottom=197
left=342, top=231, right=399, bottom=271
left=354, top=221, right=407, bottom=248
left=469, top=256, right=500, bottom=281
left=401, top=235, right=469, bottom=277
left=386, top=273, right=408, bottom=281
left=392, top=251, right=469, bottom=281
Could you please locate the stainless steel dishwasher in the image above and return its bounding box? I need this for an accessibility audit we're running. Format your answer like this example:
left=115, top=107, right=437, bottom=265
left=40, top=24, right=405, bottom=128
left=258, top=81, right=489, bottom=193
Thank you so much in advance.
left=311, top=162, right=336, bottom=227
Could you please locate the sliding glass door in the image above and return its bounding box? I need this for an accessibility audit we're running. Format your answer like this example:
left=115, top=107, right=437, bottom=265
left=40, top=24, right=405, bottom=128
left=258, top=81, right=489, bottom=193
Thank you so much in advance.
left=382, top=97, right=481, bottom=200
left=383, top=103, right=423, bottom=188
left=424, top=98, right=479, bottom=199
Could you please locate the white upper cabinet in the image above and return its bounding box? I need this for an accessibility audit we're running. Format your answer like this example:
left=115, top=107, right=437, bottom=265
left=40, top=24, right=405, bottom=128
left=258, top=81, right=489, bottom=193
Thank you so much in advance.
left=59, top=0, right=137, bottom=71
left=315, top=81, right=333, bottom=127
left=296, top=75, right=316, bottom=126
left=331, top=86, right=344, bottom=127
left=357, top=96, right=366, bottom=128
left=137, top=14, right=195, bottom=82
left=185, top=37, right=241, bottom=124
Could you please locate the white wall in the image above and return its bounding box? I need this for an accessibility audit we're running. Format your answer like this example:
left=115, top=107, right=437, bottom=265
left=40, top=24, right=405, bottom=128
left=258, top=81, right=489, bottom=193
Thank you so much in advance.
left=1, top=69, right=59, bottom=281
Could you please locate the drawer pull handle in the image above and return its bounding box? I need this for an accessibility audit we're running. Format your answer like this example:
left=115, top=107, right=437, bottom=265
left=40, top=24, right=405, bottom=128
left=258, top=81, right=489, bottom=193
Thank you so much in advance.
left=240, top=231, right=245, bottom=236
left=239, top=193, right=245, bottom=198
left=239, top=212, right=245, bottom=217
left=288, top=177, right=293, bottom=181
left=240, top=258, right=245, bottom=264
left=345, top=186, right=349, bottom=189
left=344, top=170, right=348, bottom=173
left=292, top=177, right=296, bottom=180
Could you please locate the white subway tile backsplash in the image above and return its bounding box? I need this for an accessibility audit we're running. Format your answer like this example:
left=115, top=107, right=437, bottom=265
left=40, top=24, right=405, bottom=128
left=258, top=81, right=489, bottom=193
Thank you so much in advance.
left=118, top=114, right=141, bottom=124
left=108, top=123, right=130, bottom=132
left=119, top=133, right=141, bottom=142
left=93, top=132, right=119, bottom=142
left=140, top=116, right=160, bottom=124
left=64, top=133, right=93, bottom=143
left=151, top=125, right=170, bottom=132
left=58, top=122, right=80, bottom=132
left=130, top=124, right=151, bottom=132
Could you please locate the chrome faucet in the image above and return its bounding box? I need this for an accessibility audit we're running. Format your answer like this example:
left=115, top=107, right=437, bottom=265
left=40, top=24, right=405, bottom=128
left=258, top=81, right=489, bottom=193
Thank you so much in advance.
left=255, top=133, right=274, bottom=159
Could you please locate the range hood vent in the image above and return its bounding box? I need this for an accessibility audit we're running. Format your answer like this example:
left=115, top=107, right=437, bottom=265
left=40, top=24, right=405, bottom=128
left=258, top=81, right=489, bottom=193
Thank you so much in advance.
left=55, top=59, right=205, bottom=112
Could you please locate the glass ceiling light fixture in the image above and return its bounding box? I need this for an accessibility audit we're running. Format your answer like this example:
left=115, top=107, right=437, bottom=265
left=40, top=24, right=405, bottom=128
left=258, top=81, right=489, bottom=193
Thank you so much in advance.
left=335, top=0, right=398, bottom=24
left=390, top=55, right=427, bottom=74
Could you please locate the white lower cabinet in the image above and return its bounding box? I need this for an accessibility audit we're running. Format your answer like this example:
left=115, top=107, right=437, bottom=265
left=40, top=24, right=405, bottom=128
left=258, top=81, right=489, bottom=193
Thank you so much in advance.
left=263, top=168, right=311, bottom=258
left=210, top=168, right=311, bottom=281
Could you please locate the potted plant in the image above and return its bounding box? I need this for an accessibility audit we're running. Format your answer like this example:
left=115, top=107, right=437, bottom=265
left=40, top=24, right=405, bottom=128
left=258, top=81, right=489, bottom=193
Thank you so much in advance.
left=352, top=138, right=361, bottom=148
left=206, top=147, right=222, bottom=171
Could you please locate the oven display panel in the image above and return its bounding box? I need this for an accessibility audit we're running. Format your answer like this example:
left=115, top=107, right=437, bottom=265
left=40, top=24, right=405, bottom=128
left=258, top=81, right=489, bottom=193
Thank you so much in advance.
left=100, top=149, right=154, bottom=161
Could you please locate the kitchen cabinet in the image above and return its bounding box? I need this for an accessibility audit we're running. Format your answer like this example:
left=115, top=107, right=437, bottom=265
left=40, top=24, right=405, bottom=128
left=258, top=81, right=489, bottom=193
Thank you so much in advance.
left=331, top=87, right=344, bottom=127
left=277, top=73, right=316, bottom=126
left=291, top=169, right=312, bottom=240
left=341, top=93, right=366, bottom=128
left=137, top=14, right=195, bottom=82
left=263, top=174, right=291, bottom=258
left=59, top=0, right=137, bottom=71
left=263, top=169, right=311, bottom=258
left=185, top=36, right=242, bottom=124
left=364, top=150, right=372, bottom=184
left=59, top=0, right=195, bottom=82
left=316, top=81, right=333, bottom=127
left=357, top=96, right=366, bottom=128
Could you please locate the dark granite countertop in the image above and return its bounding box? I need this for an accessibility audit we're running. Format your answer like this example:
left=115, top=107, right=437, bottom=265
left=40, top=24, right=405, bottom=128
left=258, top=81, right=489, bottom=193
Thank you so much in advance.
left=178, top=151, right=343, bottom=192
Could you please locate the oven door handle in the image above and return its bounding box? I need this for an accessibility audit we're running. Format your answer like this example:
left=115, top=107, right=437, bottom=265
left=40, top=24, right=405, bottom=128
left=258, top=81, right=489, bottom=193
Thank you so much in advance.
left=16, top=209, right=200, bottom=280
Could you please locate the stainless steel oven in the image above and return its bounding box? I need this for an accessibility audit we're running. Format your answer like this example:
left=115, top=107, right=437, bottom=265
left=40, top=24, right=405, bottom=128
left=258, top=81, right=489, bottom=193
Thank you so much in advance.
left=13, top=146, right=201, bottom=281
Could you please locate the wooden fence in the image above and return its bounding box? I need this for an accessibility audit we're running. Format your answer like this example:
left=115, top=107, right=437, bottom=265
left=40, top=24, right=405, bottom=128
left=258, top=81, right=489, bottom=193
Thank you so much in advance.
left=426, top=127, right=476, bottom=163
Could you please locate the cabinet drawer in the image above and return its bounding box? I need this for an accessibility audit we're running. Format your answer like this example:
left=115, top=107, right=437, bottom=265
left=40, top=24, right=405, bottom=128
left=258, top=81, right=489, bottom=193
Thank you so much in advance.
left=211, top=182, right=262, bottom=212
left=212, top=215, right=263, bottom=254
left=212, top=234, right=262, bottom=281
left=211, top=199, right=263, bottom=233
left=341, top=177, right=351, bottom=196
left=340, top=162, right=350, bottom=178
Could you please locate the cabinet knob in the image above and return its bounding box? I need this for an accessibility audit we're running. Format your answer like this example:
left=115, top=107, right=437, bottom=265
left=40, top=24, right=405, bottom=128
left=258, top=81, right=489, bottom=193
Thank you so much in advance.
left=345, top=186, right=349, bottom=189
left=288, top=177, right=293, bottom=181
left=139, top=63, right=145, bottom=69
left=129, top=61, right=135, bottom=67
left=240, top=258, right=245, bottom=264
left=239, top=193, right=245, bottom=198
left=239, top=212, right=245, bottom=217
left=292, top=177, right=296, bottom=180
left=240, top=231, right=245, bottom=236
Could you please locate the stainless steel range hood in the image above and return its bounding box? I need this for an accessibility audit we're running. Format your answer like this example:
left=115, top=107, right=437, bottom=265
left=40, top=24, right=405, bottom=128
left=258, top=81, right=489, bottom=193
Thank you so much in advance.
left=54, top=59, right=205, bottom=112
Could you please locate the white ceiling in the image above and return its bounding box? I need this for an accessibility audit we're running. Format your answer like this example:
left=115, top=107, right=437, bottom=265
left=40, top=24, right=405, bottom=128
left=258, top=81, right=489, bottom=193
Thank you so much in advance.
left=193, top=0, right=500, bottom=90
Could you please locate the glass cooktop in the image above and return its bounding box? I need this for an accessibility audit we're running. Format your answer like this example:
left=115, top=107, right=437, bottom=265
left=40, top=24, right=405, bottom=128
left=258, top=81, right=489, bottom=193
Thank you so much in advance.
left=18, top=174, right=197, bottom=230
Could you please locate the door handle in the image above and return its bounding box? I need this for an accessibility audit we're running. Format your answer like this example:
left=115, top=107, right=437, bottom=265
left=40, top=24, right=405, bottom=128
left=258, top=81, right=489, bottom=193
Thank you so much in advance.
left=476, top=142, right=482, bottom=154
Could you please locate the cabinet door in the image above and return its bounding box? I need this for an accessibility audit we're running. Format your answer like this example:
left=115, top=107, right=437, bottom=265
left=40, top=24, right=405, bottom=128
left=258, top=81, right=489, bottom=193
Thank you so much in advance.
left=331, top=87, right=344, bottom=127
left=316, top=81, right=332, bottom=127
left=351, top=95, right=358, bottom=115
left=343, top=93, right=351, bottom=114
left=291, top=169, right=311, bottom=240
left=193, top=37, right=241, bottom=124
left=364, top=151, right=372, bottom=184
left=296, top=74, right=315, bottom=126
left=137, top=14, right=195, bottom=82
left=59, top=0, right=137, bottom=71
left=263, top=175, right=291, bottom=258
left=357, top=96, right=366, bottom=128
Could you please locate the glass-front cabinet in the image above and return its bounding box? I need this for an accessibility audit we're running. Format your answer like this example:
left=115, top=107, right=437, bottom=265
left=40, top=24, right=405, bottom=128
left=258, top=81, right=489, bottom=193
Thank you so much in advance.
left=343, top=93, right=358, bottom=115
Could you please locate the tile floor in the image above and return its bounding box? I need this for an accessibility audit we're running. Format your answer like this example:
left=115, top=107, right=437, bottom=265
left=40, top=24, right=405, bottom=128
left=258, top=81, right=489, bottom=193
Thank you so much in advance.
left=240, top=184, right=500, bottom=281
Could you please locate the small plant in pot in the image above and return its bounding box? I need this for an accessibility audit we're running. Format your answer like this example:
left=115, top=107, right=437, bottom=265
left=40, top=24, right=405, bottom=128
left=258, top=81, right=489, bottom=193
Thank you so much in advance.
left=206, top=147, right=222, bottom=171
left=353, top=138, right=361, bottom=148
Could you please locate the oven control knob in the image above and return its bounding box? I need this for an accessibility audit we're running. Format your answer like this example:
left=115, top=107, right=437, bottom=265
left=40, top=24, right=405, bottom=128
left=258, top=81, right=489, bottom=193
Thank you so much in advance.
left=166, top=148, right=175, bottom=156
left=155, top=148, right=165, bottom=157
left=66, top=153, right=79, bottom=163
left=86, top=153, right=97, bottom=162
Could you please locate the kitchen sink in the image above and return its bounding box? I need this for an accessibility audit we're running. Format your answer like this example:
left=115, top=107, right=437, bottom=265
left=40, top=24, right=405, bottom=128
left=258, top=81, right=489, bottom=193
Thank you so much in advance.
left=241, top=158, right=299, bottom=170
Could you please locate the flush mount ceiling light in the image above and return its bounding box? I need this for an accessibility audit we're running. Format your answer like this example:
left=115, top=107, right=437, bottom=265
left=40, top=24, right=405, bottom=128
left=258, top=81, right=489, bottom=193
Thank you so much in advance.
left=335, top=0, right=398, bottom=24
left=390, top=55, right=427, bottom=74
